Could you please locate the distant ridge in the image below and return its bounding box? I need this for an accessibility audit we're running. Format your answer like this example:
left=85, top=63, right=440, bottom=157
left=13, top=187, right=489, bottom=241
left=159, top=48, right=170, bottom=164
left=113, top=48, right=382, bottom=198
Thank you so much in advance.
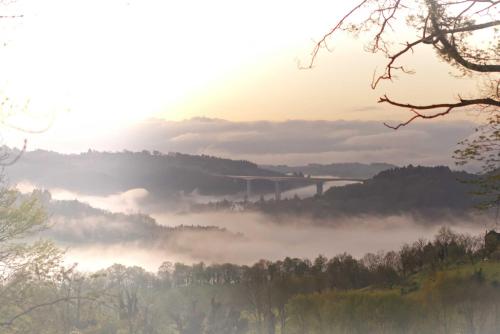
left=4, top=149, right=284, bottom=203
left=261, top=162, right=396, bottom=178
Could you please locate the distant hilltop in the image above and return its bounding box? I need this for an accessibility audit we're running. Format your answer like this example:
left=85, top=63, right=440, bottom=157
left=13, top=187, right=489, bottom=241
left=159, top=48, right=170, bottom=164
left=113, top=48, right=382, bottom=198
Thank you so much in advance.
left=3, top=148, right=280, bottom=194
left=252, top=165, right=485, bottom=220
left=2, top=149, right=306, bottom=208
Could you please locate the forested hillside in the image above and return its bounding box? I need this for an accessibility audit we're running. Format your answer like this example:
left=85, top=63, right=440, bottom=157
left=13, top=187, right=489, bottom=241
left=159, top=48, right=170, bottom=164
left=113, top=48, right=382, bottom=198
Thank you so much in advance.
left=249, top=166, right=484, bottom=219
left=27, top=189, right=241, bottom=247
left=5, top=149, right=286, bottom=199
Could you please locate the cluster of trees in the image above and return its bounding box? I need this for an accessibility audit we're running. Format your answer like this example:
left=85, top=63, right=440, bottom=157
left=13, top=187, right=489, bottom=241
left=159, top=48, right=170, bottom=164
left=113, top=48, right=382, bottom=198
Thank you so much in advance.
left=286, top=272, right=500, bottom=334
left=1, top=225, right=498, bottom=333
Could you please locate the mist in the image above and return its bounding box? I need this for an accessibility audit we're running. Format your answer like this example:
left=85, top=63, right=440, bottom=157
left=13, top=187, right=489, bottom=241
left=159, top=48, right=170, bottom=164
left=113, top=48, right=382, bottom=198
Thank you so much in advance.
left=13, top=182, right=488, bottom=272
left=17, top=181, right=150, bottom=213
left=12, top=184, right=489, bottom=272
left=61, top=210, right=487, bottom=272
left=16, top=180, right=356, bottom=212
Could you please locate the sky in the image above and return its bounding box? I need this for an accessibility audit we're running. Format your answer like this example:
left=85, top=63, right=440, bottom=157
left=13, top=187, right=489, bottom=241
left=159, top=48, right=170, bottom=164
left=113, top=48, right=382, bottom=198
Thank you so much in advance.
left=2, top=117, right=476, bottom=166
left=0, top=0, right=487, bottom=162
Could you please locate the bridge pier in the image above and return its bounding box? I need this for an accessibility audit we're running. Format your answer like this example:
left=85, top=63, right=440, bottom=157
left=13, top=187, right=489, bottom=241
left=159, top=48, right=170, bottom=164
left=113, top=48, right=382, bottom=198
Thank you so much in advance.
left=245, top=179, right=252, bottom=202
left=219, top=175, right=363, bottom=202
left=274, top=181, right=281, bottom=201
left=316, top=182, right=324, bottom=196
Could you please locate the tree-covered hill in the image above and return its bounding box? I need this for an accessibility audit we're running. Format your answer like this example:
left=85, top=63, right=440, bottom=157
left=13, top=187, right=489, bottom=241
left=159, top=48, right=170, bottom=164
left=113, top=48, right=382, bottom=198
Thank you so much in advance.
left=4, top=149, right=286, bottom=199
left=29, top=189, right=241, bottom=246
left=253, top=165, right=483, bottom=218
left=323, top=165, right=478, bottom=213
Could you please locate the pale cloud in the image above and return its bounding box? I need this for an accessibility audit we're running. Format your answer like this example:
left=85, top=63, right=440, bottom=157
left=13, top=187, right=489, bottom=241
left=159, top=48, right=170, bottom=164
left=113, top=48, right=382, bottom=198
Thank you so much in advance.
left=62, top=211, right=488, bottom=271
left=340, top=130, right=431, bottom=148
left=118, top=118, right=475, bottom=166
left=6, top=117, right=476, bottom=167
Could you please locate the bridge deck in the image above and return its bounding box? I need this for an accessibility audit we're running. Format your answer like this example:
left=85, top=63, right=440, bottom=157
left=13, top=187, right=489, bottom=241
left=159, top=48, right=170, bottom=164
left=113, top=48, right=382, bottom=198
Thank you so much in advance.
left=212, top=174, right=365, bottom=200
left=216, top=175, right=366, bottom=183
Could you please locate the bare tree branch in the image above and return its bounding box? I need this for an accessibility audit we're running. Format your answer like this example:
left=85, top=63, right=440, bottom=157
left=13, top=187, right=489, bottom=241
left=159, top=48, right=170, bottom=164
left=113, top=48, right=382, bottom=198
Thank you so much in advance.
left=380, top=95, right=500, bottom=129
left=307, top=0, right=500, bottom=127
left=429, top=2, right=500, bottom=72
left=302, top=0, right=370, bottom=69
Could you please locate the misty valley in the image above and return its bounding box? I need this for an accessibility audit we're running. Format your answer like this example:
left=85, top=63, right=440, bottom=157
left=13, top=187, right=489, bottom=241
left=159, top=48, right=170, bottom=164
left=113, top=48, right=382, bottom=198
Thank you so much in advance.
left=3, top=150, right=490, bottom=268
left=0, top=149, right=499, bottom=333
left=0, top=0, right=498, bottom=333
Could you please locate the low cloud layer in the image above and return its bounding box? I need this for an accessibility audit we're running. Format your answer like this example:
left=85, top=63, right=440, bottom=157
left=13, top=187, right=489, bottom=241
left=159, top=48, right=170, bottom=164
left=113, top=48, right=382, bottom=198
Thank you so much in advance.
left=21, top=187, right=488, bottom=272
left=63, top=211, right=489, bottom=272
left=6, top=118, right=475, bottom=166
left=120, top=118, right=476, bottom=166
left=17, top=181, right=149, bottom=214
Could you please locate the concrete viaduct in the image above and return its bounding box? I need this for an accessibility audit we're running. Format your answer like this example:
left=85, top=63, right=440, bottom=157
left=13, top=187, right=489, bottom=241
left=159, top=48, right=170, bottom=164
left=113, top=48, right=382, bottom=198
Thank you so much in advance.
left=216, top=175, right=365, bottom=201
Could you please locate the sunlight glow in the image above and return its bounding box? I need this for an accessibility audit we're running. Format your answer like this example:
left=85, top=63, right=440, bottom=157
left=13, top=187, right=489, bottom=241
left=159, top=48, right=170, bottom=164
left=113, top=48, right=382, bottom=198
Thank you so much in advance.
left=0, top=0, right=481, bottom=132
left=0, top=1, right=333, bottom=124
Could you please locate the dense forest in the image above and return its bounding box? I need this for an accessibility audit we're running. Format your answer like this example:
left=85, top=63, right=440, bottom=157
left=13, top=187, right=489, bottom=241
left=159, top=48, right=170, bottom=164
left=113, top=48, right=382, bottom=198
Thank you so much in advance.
left=2, top=227, right=500, bottom=334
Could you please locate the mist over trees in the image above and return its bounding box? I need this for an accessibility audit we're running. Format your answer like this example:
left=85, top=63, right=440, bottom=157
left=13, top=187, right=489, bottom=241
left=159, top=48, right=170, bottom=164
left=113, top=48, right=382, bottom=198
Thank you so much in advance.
left=1, top=228, right=499, bottom=334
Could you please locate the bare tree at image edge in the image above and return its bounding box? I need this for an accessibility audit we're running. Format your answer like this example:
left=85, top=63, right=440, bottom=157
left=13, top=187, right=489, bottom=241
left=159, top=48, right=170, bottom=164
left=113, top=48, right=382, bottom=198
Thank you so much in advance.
left=305, top=0, right=499, bottom=129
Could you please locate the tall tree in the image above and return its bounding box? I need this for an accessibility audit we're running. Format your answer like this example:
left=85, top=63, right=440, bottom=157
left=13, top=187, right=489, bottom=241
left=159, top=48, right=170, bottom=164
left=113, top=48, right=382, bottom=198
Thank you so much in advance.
left=0, top=189, right=63, bottom=331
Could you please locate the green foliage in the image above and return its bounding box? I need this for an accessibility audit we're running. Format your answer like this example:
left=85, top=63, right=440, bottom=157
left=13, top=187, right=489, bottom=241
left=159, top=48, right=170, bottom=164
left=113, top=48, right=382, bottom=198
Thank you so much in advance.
left=0, top=188, right=64, bottom=333
left=3, top=226, right=500, bottom=333
left=455, top=114, right=500, bottom=211
left=287, top=290, right=419, bottom=334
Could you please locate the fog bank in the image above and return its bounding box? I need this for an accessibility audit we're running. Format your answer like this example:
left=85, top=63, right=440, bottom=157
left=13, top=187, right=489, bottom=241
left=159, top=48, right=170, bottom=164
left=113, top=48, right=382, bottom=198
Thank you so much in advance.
left=64, top=211, right=488, bottom=272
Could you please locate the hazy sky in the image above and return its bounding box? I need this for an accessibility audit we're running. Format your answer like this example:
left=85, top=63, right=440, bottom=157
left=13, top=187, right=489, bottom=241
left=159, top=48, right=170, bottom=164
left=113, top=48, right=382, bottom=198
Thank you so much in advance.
left=0, top=0, right=483, bottom=132
left=3, top=118, right=476, bottom=166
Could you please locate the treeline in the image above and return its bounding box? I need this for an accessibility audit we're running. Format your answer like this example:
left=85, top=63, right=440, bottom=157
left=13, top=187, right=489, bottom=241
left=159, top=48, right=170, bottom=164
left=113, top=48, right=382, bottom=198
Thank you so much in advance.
left=262, top=162, right=395, bottom=179
left=2, top=228, right=500, bottom=333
